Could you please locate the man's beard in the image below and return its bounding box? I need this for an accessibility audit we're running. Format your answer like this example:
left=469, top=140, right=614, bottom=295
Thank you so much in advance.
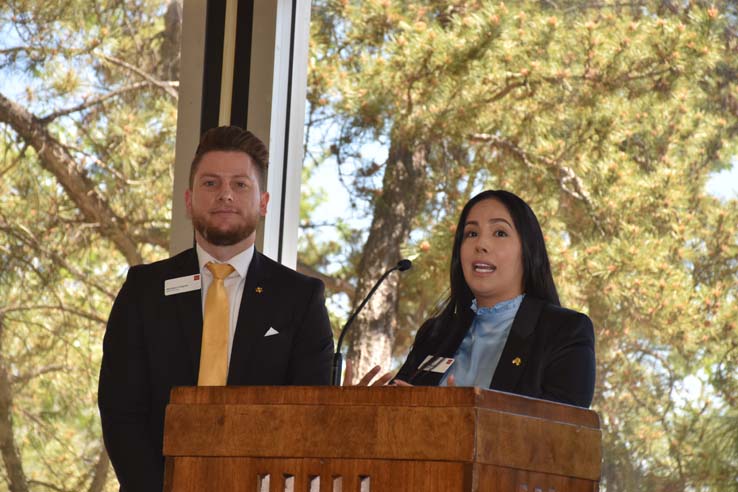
left=191, top=212, right=257, bottom=246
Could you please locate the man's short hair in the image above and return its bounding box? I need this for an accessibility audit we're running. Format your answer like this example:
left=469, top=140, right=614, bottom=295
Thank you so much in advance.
left=189, top=126, right=269, bottom=189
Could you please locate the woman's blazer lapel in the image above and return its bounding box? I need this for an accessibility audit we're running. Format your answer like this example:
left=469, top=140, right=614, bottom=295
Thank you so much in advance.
left=489, top=295, right=545, bottom=392
left=403, top=312, right=472, bottom=386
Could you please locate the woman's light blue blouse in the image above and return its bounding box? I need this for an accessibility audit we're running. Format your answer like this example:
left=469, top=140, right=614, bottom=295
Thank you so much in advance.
left=440, top=294, right=525, bottom=387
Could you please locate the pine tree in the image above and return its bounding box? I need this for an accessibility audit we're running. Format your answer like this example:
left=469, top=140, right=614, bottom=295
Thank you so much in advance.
left=306, top=1, right=738, bottom=489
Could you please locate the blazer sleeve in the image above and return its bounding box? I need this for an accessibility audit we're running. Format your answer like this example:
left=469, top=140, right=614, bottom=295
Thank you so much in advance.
left=285, top=278, right=334, bottom=385
left=394, top=317, right=448, bottom=385
left=541, top=311, right=596, bottom=408
left=98, top=267, right=164, bottom=492
left=394, top=343, right=426, bottom=383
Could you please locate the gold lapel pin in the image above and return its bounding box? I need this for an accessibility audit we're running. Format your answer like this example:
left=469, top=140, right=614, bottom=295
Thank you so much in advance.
left=255, top=287, right=263, bottom=294
left=512, top=357, right=522, bottom=366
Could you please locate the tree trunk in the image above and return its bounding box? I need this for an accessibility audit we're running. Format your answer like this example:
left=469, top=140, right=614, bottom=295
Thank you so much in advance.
left=0, top=315, right=29, bottom=492
left=344, top=140, right=428, bottom=381
left=86, top=446, right=110, bottom=492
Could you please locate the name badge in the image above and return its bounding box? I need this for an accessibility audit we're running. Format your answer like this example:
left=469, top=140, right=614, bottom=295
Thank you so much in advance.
left=164, top=274, right=201, bottom=296
left=420, top=355, right=455, bottom=374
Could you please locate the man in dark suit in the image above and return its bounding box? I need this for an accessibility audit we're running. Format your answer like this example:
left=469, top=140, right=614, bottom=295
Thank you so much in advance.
left=98, top=126, right=334, bottom=492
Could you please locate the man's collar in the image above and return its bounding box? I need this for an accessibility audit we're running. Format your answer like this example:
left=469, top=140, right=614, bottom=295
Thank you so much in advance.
left=196, top=243, right=254, bottom=278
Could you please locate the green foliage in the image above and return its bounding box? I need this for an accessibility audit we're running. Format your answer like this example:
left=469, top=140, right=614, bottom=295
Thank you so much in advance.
left=1, top=0, right=178, bottom=490
left=305, top=1, right=738, bottom=489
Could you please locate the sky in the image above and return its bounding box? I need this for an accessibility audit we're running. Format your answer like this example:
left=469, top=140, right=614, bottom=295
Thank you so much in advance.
left=706, top=157, right=738, bottom=200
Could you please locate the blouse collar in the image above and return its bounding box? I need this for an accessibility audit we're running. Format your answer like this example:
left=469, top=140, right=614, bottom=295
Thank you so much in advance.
left=471, top=294, right=525, bottom=317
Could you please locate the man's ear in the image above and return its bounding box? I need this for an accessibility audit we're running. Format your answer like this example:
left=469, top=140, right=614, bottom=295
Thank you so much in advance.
left=185, top=188, right=193, bottom=219
left=259, top=191, right=270, bottom=217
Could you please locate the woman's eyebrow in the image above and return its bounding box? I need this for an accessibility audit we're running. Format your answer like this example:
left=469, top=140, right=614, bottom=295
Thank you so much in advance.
left=488, top=218, right=513, bottom=227
left=465, top=218, right=512, bottom=227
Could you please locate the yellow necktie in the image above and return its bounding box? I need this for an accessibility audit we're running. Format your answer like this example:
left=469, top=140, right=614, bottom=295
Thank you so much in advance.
left=198, top=262, right=235, bottom=386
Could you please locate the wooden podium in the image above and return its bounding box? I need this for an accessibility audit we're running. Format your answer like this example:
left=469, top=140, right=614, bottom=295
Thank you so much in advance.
left=163, top=386, right=601, bottom=491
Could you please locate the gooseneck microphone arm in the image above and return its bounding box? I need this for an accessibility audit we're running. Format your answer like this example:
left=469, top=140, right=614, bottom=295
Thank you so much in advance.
left=331, top=259, right=412, bottom=386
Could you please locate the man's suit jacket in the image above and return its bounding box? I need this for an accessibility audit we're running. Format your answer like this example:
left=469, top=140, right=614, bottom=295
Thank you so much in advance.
left=395, top=295, right=595, bottom=408
left=98, top=248, right=334, bottom=492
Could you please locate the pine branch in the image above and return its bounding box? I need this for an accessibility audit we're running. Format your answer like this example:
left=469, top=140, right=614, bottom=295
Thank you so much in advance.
left=0, top=90, right=143, bottom=265
left=39, top=82, right=151, bottom=124
left=0, top=304, right=107, bottom=325
left=0, top=141, right=29, bottom=178
left=0, top=221, right=118, bottom=300
left=564, top=2, right=648, bottom=13
left=469, top=132, right=606, bottom=235
left=98, top=53, right=178, bottom=99
left=25, top=480, right=66, bottom=492
left=10, top=364, right=68, bottom=385
left=130, top=226, right=170, bottom=249
left=296, top=260, right=355, bottom=298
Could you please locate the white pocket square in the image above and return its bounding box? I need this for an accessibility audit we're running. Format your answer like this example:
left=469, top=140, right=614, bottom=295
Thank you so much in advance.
left=264, top=327, right=279, bottom=337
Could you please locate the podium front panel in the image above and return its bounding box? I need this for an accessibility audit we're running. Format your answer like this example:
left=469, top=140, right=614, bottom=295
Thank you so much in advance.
left=163, top=386, right=601, bottom=491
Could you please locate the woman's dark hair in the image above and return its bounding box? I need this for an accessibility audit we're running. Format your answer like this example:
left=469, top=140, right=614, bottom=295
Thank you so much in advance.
left=425, top=190, right=559, bottom=343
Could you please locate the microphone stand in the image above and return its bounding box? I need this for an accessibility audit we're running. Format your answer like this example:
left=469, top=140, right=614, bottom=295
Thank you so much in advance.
left=331, top=259, right=412, bottom=386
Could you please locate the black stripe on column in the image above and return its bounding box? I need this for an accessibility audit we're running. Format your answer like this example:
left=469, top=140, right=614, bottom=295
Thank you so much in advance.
left=277, top=0, right=299, bottom=263
left=230, top=0, right=254, bottom=128
left=200, top=0, right=227, bottom=134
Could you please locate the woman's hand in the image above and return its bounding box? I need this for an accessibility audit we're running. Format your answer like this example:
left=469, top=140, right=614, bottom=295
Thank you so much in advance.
left=343, top=359, right=411, bottom=386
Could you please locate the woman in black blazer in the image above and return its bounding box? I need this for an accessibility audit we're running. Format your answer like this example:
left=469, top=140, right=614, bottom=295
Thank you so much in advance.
left=356, top=190, right=595, bottom=408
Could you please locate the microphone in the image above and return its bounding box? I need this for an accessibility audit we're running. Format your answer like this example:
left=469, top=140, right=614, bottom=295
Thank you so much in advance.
left=331, top=259, right=412, bottom=386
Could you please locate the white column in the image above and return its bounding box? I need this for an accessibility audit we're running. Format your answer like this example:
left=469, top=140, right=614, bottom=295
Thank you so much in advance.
left=253, top=0, right=311, bottom=268
left=169, top=0, right=207, bottom=254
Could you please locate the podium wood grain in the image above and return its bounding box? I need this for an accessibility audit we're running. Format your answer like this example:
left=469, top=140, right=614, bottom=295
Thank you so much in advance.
left=163, top=386, right=601, bottom=491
